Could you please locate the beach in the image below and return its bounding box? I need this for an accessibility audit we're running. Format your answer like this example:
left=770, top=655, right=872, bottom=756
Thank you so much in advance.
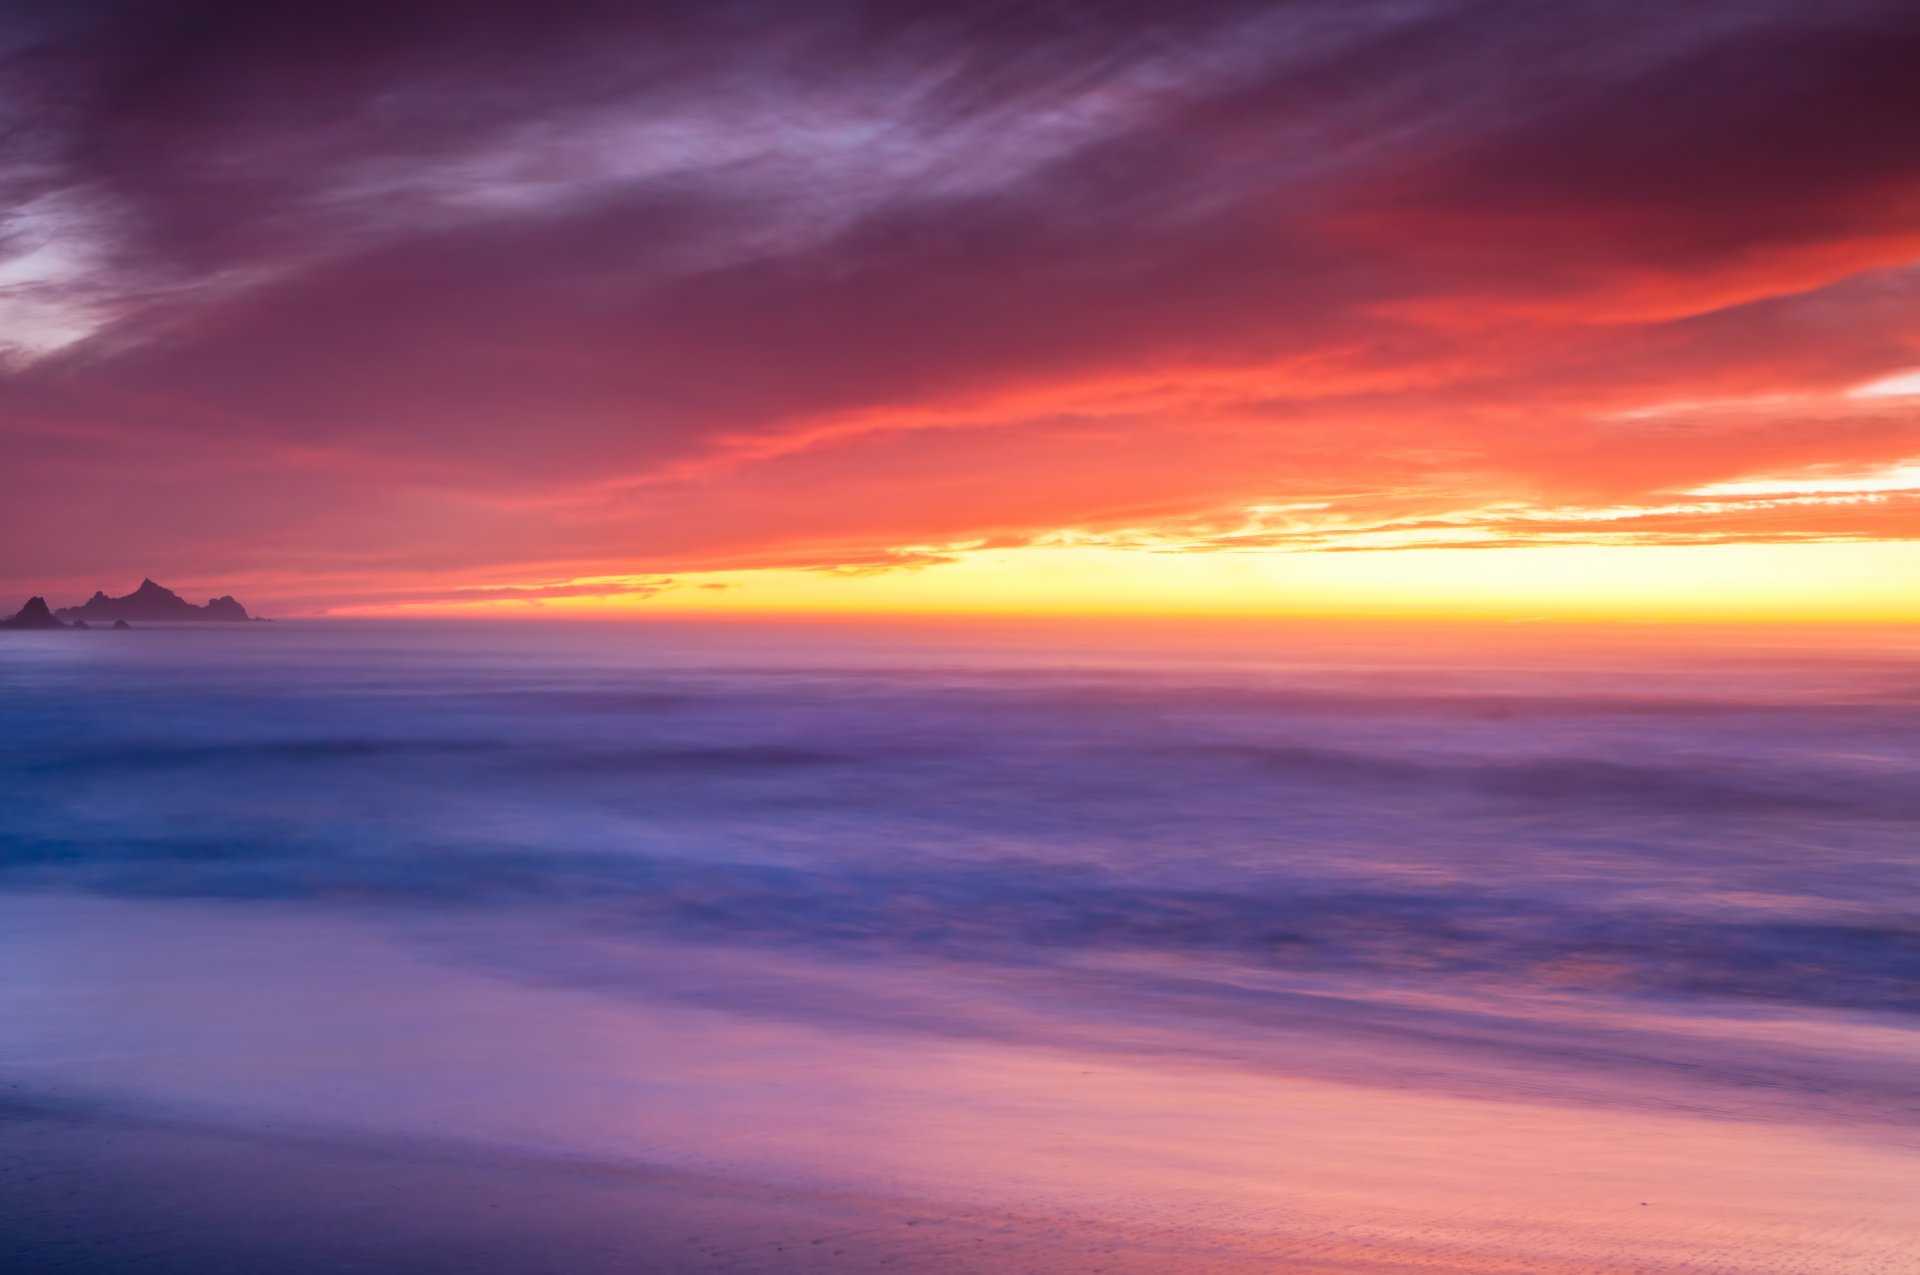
left=4, top=621, right=1918, bottom=1271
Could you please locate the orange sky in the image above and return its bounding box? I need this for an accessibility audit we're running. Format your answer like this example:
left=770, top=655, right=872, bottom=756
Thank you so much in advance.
left=3, top=3, right=1918, bottom=621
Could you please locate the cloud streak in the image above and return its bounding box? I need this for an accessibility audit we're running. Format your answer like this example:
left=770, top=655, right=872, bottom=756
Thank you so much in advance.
left=2, top=1, right=1918, bottom=607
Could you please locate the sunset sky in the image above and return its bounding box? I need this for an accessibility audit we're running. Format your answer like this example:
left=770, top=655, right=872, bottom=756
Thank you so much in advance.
left=3, top=0, right=1918, bottom=620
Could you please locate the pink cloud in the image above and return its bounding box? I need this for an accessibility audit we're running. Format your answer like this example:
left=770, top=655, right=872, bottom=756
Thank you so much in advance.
left=3, top=1, right=1918, bottom=610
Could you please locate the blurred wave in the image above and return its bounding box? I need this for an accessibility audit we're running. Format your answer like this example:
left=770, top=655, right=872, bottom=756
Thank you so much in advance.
left=3, top=621, right=1918, bottom=1095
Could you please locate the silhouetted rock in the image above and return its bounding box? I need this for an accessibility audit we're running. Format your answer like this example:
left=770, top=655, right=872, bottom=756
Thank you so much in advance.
left=112, top=619, right=132, bottom=630
left=2, top=597, right=68, bottom=629
left=71, top=619, right=91, bottom=629
left=56, top=578, right=253, bottom=623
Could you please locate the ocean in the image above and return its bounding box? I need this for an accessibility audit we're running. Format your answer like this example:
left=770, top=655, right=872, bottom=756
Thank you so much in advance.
left=3, top=619, right=1917, bottom=1272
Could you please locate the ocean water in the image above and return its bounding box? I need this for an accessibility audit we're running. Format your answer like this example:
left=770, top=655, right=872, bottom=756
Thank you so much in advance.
left=3, top=620, right=1918, bottom=1271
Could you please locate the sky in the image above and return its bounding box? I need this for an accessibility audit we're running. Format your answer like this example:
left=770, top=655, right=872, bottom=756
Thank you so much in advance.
left=2, top=0, right=1918, bottom=620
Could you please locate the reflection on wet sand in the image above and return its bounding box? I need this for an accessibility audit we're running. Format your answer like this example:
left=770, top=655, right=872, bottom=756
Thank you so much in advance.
left=5, top=895, right=1916, bottom=1273
left=3, top=621, right=1918, bottom=1270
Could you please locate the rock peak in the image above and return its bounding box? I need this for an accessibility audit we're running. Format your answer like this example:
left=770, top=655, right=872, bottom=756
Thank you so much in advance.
left=55, top=580, right=253, bottom=623
left=2, top=596, right=67, bottom=629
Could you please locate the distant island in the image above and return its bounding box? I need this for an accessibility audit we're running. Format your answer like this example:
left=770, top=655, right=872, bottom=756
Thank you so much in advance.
left=4, top=580, right=260, bottom=630
left=1, top=597, right=69, bottom=630
left=56, top=579, right=254, bottom=623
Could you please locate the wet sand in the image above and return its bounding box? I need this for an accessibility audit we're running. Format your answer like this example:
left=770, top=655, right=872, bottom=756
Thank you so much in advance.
left=11, top=1085, right=1915, bottom=1274
left=7, top=624, right=1920, bottom=1271
left=5, top=895, right=1917, bottom=1274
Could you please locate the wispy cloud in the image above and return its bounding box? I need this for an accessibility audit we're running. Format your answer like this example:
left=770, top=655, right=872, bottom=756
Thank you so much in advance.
left=2, top=1, right=1918, bottom=607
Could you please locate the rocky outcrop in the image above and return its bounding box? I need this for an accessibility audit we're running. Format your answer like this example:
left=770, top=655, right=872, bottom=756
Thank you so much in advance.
left=2, top=597, right=68, bottom=629
left=56, top=579, right=253, bottom=623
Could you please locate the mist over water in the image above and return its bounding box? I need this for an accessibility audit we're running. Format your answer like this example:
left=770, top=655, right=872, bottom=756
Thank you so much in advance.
left=5, top=620, right=1919, bottom=1270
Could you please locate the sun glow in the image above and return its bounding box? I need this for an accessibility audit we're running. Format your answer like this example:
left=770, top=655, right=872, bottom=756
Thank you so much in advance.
left=1847, top=368, right=1920, bottom=399
left=1688, top=461, right=1920, bottom=498
left=334, top=539, right=1920, bottom=624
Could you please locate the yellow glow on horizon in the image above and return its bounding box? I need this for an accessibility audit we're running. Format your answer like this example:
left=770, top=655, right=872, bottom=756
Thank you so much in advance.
left=333, top=539, right=1920, bottom=624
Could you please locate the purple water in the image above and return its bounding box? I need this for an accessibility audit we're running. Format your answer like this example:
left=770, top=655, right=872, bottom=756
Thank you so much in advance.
left=3, top=620, right=1918, bottom=1271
